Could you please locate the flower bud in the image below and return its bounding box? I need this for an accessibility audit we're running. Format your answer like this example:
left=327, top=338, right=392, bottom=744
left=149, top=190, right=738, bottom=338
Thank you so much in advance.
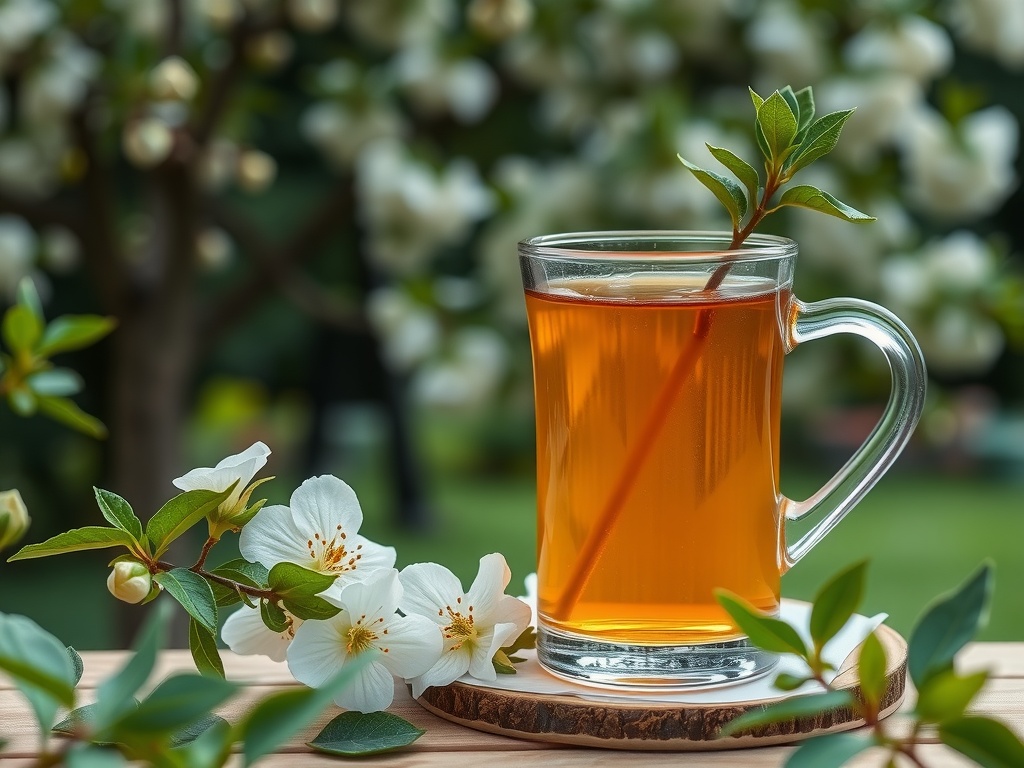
left=107, top=560, right=153, bottom=604
left=123, top=118, right=174, bottom=169
left=0, top=489, right=30, bottom=552
left=150, top=56, right=200, bottom=102
left=237, top=150, right=277, bottom=193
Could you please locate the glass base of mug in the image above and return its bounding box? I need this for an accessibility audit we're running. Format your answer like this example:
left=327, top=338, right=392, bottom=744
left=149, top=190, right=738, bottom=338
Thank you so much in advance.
left=536, top=625, right=778, bottom=689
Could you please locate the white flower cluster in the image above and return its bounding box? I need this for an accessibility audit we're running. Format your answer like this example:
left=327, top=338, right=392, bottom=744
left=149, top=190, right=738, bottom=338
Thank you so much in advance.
left=183, top=444, right=532, bottom=714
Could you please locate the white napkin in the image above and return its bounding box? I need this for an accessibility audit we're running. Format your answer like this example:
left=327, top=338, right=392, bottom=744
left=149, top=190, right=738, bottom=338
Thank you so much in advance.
left=456, top=599, right=887, bottom=705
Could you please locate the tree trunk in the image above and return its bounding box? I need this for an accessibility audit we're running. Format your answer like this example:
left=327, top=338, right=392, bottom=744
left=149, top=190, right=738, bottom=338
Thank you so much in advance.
left=108, top=163, right=198, bottom=645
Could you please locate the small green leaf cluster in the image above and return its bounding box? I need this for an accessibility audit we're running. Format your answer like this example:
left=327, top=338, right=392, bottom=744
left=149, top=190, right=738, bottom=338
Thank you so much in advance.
left=0, top=278, right=116, bottom=438
left=0, top=602, right=380, bottom=767
left=717, top=562, right=1024, bottom=767
left=678, top=85, right=873, bottom=247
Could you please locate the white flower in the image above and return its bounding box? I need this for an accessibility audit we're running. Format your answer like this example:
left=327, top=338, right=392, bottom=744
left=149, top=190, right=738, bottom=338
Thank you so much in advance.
left=288, top=569, right=441, bottom=713
left=844, top=15, right=953, bottom=83
left=123, top=118, right=174, bottom=169
left=172, top=441, right=271, bottom=534
left=0, top=489, right=30, bottom=551
left=747, top=0, right=828, bottom=86
left=106, top=560, right=152, bottom=604
left=399, top=553, right=532, bottom=698
left=288, top=0, right=338, bottom=32
left=0, top=215, right=37, bottom=298
left=236, top=150, right=277, bottom=193
left=238, top=475, right=395, bottom=594
left=366, top=287, right=441, bottom=372
left=222, top=603, right=302, bottom=662
left=947, top=0, right=1024, bottom=69
left=150, top=56, right=200, bottom=102
left=412, top=327, right=508, bottom=411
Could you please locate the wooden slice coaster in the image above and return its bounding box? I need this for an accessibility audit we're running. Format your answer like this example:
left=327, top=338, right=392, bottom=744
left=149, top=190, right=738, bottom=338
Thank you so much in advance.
left=416, top=623, right=906, bottom=751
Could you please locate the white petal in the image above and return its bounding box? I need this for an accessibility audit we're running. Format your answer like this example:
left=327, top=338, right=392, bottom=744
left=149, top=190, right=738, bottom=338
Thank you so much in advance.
left=343, top=536, right=397, bottom=580
left=287, top=616, right=347, bottom=689
left=408, top=647, right=471, bottom=699
left=172, top=441, right=270, bottom=491
left=215, top=440, right=270, bottom=475
left=337, top=569, right=402, bottom=621
left=378, top=613, right=443, bottom=679
left=172, top=465, right=239, bottom=493
left=465, top=553, right=511, bottom=624
left=495, top=595, right=533, bottom=639
left=467, top=621, right=520, bottom=681
left=335, top=659, right=395, bottom=713
left=398, top=562, right=464, bottom=623
left=239, top=504, right=312, bottom=569
left=221, top=605, right=292, bottom=662
left=289, top=475, right=363, bottom=540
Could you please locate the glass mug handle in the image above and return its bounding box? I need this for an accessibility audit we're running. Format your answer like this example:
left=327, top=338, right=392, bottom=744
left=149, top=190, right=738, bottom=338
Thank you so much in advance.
left=781, top=297, right=927, bottom=569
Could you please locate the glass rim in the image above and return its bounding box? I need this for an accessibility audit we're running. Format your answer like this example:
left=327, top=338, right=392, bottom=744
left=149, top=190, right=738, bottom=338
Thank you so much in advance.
left=518, top=230, right=797, bottom=264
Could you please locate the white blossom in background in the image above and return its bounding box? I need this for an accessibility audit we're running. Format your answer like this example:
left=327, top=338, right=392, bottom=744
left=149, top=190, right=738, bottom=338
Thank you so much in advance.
left=367, top=287, right=442, bottom=373
left=413, top=326, right=509, bottom=411
left=947, top=0, right=1024, bottom=69
left=237, top=149, right=278, bottom=193
left=844, top=15, right=953, bottom=83
left=356, top=140, right=494, bottom=276
left=921, top=306, right=1005, bottom=375
left=123, top=117, right=175, bottom=169
left=301, top=100, right=405, bottom=169
left=746, top=0, right=828, bottom=88
left=502, top=33, right=586, bottom=89
left=899, top=104, right=1019, bottom=219
left=115, top=0, right=169, bottom=40
left=19, top=33, right=102, bottom=125
left=196, top=227, right=234, bottom=272
left=467, top=0, right=534, bottom=40
left=0, top=139, right=58, bottom=199
left=222, top=603, right=302, bottom=662
left=288, top=0, right=339, bottom=32
left=197, top=139, right=239, bottom=190
left=39, top=226, right=80, bottom=274
left=663, top=0, right=740, bottom=61
left=0, top=215, right=38, bottom=298
left=817, top=75, right=921, bottom=166
left=150, top=56, right=200, bottom=102
left=0, top=0, right=59, bottom=70
left=579, top=14, right=679, bottom=82
left=345, top=0, right=456, bottom=49
left=288, top=569, right=442, bottom=713
left=399, top=554, right=532, bottom=698
left=394, top=46, right=498, bottom=124
left=194, top=0, right=242, bottom=30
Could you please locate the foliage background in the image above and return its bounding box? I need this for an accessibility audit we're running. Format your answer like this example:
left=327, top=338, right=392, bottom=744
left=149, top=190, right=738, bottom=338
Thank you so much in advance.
left=0, top=0, right=1022, bottom=647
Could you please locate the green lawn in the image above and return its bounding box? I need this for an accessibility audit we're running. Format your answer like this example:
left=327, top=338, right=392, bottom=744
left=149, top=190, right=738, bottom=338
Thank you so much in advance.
left=1, top=466, right=1021, bottom=649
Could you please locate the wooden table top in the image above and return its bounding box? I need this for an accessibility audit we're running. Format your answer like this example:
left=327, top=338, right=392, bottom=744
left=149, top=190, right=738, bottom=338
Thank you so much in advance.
left=1, top=644, right=1022, bottom=766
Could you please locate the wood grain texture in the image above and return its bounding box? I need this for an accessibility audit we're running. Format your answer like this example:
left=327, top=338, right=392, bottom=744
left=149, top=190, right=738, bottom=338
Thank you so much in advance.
left=416, top=624, right=907, bottom=750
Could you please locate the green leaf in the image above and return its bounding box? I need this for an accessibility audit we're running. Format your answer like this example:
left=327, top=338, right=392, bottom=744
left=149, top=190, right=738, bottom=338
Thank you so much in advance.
left=283, top=595, right=341, bottom=621
left=939, top=716, right=1024, bottom=768
left=857, top=631, right=887, bottom=713
left=68, top=646, right=84, bottom=687
left=65, top=744, right=128, bottom=768
left=773, top=672, right=810, bottom=692
left=169, top=713, right=229, bottom=747
left=241, top=657, right=369, bottom=766
left=779, top=86, right=800, bottom=123
left=16, top=277, right=44, bottom=321
left=115, top=673, right=237, bottom=733
left=36, top=396, right=107, bottom=439
left=756, top=90, right=799, bottom=162
left=777, top=186, right=875, bottom=222
left=7, top=526, right=138, bottom=561
left=146, top=486, right=234, bottom=559
left=37, top=315, right=117, bottom=357
left=788, top=109, right=855, bottom=174
left=53, top=701, right=137, bottom=739
left=260, top=599, right=290, bottom=633
left=27, top=369, right=82, bottom=397
left=810, top=560, right=867, bottom=650
left=719, top=690, right=855, bottom=737
left=8, top=386, right=36, bottom=416
left=170, top=715, right=233, bottom=768
left=493, top=649, right=517, bottom=674
left=93, top=488, right=144, bottom=543
left=308, top=711, right=425, bottom=757
left=153, top=569, right=218, bottom=635
left=2, top=304, right=43, bottom=354
left=502, top=625, right=536, bottom=655
left=785, top=732, right=874, bottom=768
left=92, top=601, right=171, bottom=731
left=749, top=86, right=764, bottom=111
left=188, top=619, right=225, bottom=679
left=794, top=86, right=815, bottom=137
left=715, top=590, right=808, bottom=657
left=210, top=558, right=269, bottom=589
left=909, top=563, right=993, bottom=688
left=677, top=155, right=747, bottom=228
left=0, top=612, right=77, bottom=734
left=916, top=669, right=988, bottom=724
left=706, top=144, right=759, bottom=207
left=267, top=562, right=340, bottom=621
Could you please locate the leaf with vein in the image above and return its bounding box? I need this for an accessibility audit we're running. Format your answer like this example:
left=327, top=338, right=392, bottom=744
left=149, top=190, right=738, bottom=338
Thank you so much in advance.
left=154, top=569, right=218, bottom=635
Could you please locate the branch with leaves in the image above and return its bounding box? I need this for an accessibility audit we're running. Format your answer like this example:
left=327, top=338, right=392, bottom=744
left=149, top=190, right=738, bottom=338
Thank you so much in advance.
left=0, top=279, right=116, bottom=438
left=717, top=562, right=1024, bottom=767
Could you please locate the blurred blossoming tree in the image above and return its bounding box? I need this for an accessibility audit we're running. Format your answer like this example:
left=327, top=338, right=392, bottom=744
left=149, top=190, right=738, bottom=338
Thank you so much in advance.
left=0, top=0, right=1021, bottom=514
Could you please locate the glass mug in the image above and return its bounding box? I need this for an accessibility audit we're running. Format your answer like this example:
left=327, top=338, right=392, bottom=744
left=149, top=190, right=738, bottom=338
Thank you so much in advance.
left=519, top=231, right=926, bottom=688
